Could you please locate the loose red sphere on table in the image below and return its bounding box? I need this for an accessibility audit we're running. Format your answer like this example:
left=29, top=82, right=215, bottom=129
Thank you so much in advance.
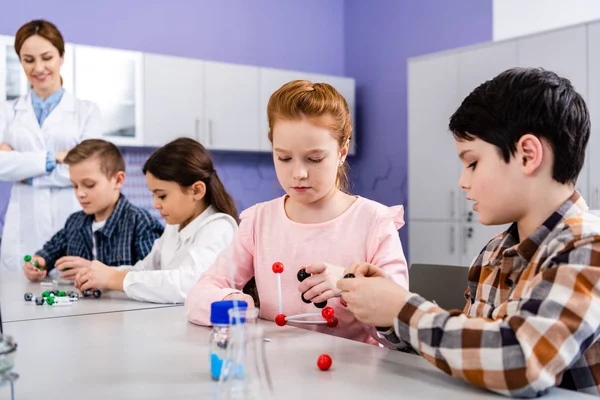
left=317, top=354, right=332, bottom=371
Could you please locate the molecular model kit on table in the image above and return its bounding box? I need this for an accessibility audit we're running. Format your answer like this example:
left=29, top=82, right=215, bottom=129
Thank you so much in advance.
left=24, top=287, right=102, bottom=306
left=22, top=254, right=103, bottom=305
left=271, top=261, right=345, bottom=371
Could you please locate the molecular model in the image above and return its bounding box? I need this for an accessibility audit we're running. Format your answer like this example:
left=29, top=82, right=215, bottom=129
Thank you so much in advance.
left=271, top=262, right=339, bottom=328
left=24, top=290, right=79, bottom=306
left=24, top=288, right=102, bottom=306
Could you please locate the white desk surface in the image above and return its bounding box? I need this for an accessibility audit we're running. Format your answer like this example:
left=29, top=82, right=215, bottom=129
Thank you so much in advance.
left=2, top=307, right=591, bottom=399
left=0, top=271, right=179, bottom=323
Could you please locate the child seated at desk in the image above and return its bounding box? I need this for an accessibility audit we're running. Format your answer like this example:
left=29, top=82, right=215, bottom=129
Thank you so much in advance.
left=23, top=139, right=163, bottom=282
left=185, top=80, right=409, bottom=346
left=338, top=67, right=600, bottom=397
left=74, top=138, right=238, bottom=304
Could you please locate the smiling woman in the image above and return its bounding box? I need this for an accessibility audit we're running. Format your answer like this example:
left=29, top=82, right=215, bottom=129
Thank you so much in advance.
left=0, top=20, right=102, bottom=272
left=14, top=20, right=65, bottom=97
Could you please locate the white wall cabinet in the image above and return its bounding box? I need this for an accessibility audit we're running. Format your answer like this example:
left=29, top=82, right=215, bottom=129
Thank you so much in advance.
left=74, top=45, right=144, bottom=146
left=0, top=34, right=356, bottom=154
left=204, top=61, right=260, bottom=151
left=457, top=41, right=518, bottom=101
left=143, top=54, right=204, bottom=148
left=589, top=22, right=600, bottom=209
left=144, top=57, right=262, bottom=152
left=408, top=53, right=461, bottom=222
left=409, top=221, right=462, bottom=266
left=258, top=68, right=356, bottom=154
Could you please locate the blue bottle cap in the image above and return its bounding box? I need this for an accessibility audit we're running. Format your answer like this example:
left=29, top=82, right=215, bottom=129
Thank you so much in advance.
left=210, top=300, right=248, bottom=325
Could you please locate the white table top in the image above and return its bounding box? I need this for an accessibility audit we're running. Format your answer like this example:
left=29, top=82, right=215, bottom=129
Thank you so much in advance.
left=2, top=307, right=591, bottom=399
left=0, top=272, right=179, bottom=323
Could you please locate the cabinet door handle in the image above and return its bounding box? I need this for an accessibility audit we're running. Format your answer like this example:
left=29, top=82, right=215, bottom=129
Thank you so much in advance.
left=463, top=227, right=473, bottom=254
left=208, top=119, right=213, bottom=146
left=450, top=226, right=455, bottom=254
left=194, top=117, right=200, bottom=141
left=466, top=211, right=473, bottom=223
left=450, top=190, right=455, bottom=219
left=595, top=186, right=599, bottom=209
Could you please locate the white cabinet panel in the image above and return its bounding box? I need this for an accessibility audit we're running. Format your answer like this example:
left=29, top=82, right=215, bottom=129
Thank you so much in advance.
left=75, top=45, right=143, bottom=146
left=408, top=54, right=461, bottom=221
left=409, top=221, right=462, bottom=266
left=143, top=54, right=204, bottom=148
left=588, top=22, right=600, bottom=209
left=204, top=61, right=260, bottom=151
left=458, top=41, right=518, bottom=104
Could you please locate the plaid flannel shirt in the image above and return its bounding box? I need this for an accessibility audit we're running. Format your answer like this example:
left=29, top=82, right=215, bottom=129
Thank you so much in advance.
left=37, top=194, right=164, bottom=270
left=383, top=192, right=600, bottom=397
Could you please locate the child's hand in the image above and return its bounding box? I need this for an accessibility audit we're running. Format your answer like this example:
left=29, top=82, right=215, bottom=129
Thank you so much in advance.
left=298, top=262, right=346, bottom=304
left=223, top=293, right=256, bottom=308
left=75, top=260, right=125, bottom=291
left=55, top=256, right=92, bottom=280
left=337, top=275, right=410, bottom=327
left=22, top=255, right=46, bottom=281
left=0, top=143, right=13, bottom=151
left=345, top=262, right=387, bottom=279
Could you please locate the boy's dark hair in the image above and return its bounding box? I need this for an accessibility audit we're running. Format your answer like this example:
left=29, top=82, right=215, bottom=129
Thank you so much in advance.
left=449, top=67, right=590, bottom=185
left=64, top=139, right=126, bottom=177
left=143, top=137, right=239, bottom=223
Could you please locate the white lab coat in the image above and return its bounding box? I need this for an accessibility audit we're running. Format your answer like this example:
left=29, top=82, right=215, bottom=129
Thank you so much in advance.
left=0, top=90, right=101, bottom=271
left=116, top=205, right=237, bottom=304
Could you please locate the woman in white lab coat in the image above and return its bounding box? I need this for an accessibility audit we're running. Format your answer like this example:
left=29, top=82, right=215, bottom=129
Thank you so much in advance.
left=74, top=138, right=239, bottom=304
left=0, top=20, right=101, bottom=271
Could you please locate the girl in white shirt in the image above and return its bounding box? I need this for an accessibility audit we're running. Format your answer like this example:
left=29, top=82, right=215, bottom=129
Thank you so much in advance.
left=74, top=138, right=238, bottom=303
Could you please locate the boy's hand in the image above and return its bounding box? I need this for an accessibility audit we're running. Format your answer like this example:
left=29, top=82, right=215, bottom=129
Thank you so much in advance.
left=55, top=256, right=92, bottom=280
left=345, top=262, right=387, bottom=279
left=23, top=255, right=46, bottom=281
left=337, top=274, right=411, bottom=327
left=0, top=143, right=13, bottom=151
left=75, top=261, right=127, bottom=291
left=298, top=262, right=345, bottom=304
left=223, top=293, right=256, bottom=308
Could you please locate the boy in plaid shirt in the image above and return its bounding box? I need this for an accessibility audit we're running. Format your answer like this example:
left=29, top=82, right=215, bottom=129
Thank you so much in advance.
left=338, top=68, right=600, bottom=397
left=23, top=139, right=163, bottom=282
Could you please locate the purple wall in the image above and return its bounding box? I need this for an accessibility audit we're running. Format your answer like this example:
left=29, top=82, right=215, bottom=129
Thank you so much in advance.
left=0, top=0, right=345, bottom=75
left=344, top=0, right=493, bottom=254
left=0, top=1, right=494, bottom=261
left=0, top=0, right=345, bottom=231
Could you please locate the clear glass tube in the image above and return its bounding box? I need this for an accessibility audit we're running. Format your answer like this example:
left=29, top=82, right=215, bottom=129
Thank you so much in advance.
left=217, top=308, right=273, bottom=400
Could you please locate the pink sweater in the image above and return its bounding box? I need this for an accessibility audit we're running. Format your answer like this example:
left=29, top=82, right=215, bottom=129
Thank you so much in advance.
left=185, top=195, right=408, bottom=346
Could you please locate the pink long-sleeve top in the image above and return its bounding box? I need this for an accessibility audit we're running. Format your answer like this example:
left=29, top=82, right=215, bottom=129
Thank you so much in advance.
left=186, top=195, right=408, bottom=345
